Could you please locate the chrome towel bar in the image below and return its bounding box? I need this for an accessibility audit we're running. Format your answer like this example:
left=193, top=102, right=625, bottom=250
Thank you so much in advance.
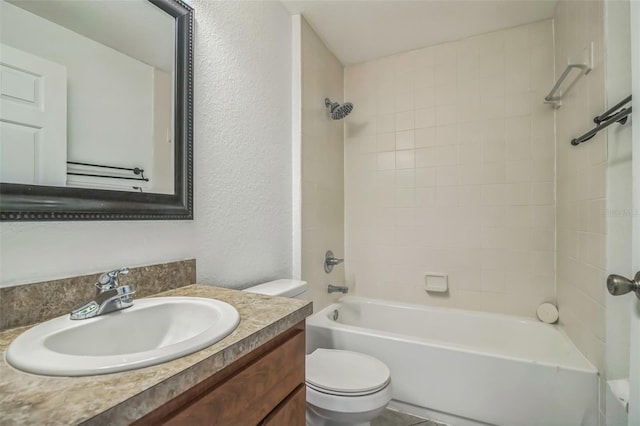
left=544, top=43, right=594, bottom=108
left=571, top=95, right=632, bottom=146
left=544, top=63, right=591, bottom=107
left=66, top=161, right=149, bottom=182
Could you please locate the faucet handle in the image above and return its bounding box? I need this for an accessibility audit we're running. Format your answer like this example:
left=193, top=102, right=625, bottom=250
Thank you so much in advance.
left=96, top=267, right=129, bottom=290
left=324, top=250, right=345, bottom=273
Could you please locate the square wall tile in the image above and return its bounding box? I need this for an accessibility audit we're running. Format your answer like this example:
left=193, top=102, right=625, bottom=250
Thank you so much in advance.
left=396, top=111, right=415, bottom=130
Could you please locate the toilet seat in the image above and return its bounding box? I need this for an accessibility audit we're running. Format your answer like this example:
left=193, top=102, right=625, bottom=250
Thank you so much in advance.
left=306, top=349, right=391, bottom=396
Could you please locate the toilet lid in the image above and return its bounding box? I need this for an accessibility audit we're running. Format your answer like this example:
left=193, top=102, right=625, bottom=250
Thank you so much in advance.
left=306, top=349, right=390, bottom=396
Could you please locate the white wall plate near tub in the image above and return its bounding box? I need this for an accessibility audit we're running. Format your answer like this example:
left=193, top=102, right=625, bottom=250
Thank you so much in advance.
left=424, top=273, right=448, bottom=293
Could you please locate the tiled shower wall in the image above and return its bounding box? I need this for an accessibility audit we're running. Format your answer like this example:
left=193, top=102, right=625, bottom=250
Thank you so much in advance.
left=553, top=0, right=608, bottom=420
left=300, top=17, right=345, bottom=311
left=344, top=20, right=556, bottom=317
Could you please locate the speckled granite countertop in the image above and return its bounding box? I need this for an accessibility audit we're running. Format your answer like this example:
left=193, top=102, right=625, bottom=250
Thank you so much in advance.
left=0, top=285, right=312, bottom=425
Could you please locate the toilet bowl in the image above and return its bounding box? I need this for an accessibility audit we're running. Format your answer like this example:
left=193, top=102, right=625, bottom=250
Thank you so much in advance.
left=243, top=280, right=392, bottom=425
left=305, top=348, right=392, bottom=426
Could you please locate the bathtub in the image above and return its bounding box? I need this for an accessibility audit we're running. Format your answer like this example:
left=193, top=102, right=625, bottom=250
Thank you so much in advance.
left=306, top=296, right=598, bottom=426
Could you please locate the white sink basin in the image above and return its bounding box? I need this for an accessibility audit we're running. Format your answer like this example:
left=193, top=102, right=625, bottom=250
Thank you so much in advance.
left=5, top=297, right=240, bottom=376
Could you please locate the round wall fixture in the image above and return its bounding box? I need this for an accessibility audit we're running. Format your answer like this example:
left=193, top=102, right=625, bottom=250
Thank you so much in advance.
left=536, top=303, right=559, bottom=324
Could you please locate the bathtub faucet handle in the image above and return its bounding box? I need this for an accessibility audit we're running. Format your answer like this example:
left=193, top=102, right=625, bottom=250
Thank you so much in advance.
left=324, top=250, right=344, bottom=273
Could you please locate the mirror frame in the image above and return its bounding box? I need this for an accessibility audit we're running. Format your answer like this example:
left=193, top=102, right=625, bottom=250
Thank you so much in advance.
left=0, top=0, right=193, bottom=221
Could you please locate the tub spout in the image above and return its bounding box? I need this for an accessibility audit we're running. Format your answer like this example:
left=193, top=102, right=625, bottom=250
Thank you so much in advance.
left=328, top=284, right=349, bottom=294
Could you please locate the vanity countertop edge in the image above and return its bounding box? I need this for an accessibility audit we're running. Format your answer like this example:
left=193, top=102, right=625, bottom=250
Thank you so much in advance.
left=0, top=284, right=313, bottom=426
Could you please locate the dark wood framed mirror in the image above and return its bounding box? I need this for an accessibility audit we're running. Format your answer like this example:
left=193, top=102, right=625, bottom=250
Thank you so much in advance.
left=0, top=0, right=193, bottom=221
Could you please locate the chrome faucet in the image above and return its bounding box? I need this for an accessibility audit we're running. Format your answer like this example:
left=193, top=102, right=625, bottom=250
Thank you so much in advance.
left=70, top=267, right=136, bottom=320
left=327, top=284, right=349, bottom=294
left=324, top=250, right=344, bottom=273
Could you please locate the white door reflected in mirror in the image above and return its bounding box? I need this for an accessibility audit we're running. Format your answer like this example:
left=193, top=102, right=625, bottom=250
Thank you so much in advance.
left=0, top=44, right=67, bottom=186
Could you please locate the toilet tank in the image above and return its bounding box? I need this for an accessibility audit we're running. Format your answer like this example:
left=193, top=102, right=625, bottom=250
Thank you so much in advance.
left=243, top=279, right=309, bottom=300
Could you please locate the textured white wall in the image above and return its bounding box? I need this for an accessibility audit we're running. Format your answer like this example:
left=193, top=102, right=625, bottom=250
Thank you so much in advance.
left=192, top=0, right=292, bottom=288
left=0, top=1, right=293, bottom=288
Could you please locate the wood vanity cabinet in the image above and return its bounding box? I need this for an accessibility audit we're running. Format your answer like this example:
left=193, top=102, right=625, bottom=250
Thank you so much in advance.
left=134, top=321, right=306, bottom=426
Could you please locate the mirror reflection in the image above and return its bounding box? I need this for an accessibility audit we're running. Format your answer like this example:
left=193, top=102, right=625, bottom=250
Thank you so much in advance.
left=0, top=0, right=175, bottom=194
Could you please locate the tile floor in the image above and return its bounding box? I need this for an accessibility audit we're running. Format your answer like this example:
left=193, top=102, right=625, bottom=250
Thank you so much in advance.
left=372, top=409, right=448, bottom=426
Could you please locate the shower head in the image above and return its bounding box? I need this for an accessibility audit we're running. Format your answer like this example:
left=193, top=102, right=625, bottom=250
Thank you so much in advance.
left=324, top=98, right=353, bottom=120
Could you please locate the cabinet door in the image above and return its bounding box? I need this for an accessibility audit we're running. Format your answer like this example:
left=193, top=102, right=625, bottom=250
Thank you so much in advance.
left=163, top=330, right=305, bottom=426
left=262, top=385, right=306, bottom=426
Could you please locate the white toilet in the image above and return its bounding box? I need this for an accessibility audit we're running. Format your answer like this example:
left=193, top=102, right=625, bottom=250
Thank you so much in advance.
left=244, top=279, right=392, bottom=426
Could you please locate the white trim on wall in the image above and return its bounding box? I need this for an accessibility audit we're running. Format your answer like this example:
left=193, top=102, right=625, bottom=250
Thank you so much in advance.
left=627, top=1, right=640, bottom=423
left=291, top=14, right=302, bottom=280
